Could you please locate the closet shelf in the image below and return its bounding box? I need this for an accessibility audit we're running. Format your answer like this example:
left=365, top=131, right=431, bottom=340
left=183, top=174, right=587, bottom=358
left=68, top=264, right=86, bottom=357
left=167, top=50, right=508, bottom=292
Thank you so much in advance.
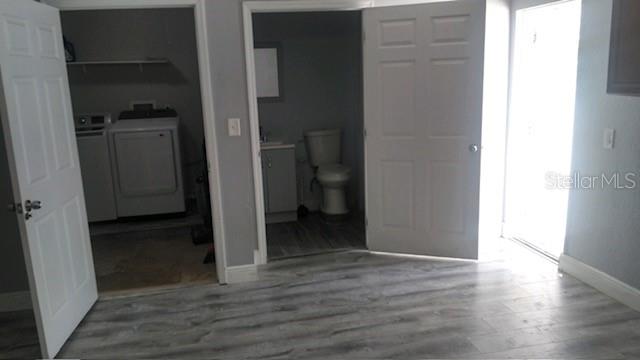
left=67, top=59, right=169, bottom=72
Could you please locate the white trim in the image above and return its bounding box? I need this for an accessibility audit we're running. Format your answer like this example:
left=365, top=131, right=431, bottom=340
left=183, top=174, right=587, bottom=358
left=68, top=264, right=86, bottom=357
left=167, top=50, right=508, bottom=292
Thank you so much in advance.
left=559, top=254, right=640, bottom=312
left=244, top=0, right=371, bottom=13
left=372, top=0, right=463, bottom=7
left=0, top=291, right=32, bottom=312
left=43, top=0, right=228, bottom=284
left=42, top=0, right=198, bottom=10
left=242, top=3, right=267, bottom=266
left=194, top=0, right=228, bottom=284
left=511, top=0, right=564, bottom=12
left=242, top=0, right=373, bottom=266
left=225, top=264, right=259, bottom=284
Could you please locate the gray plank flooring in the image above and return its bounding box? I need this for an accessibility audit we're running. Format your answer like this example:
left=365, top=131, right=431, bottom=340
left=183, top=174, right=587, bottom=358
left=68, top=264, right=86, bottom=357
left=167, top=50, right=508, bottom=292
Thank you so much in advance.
left=53, top=241, right=640, bottom=359
left=266, top=212, right=365, bottom=260
left=0, top=309, right=39, bottom=359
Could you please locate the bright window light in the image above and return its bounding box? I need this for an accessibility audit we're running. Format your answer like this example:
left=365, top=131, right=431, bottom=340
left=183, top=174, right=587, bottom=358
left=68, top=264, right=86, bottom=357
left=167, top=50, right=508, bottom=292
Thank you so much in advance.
left=503, top=0, right=582, bottom=259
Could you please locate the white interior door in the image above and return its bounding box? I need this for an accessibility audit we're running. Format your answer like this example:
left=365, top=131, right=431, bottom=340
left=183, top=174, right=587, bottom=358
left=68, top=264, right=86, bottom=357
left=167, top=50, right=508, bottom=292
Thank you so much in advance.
left=0, top=0, right=97, bottom=357
left=364, top=1, right=485, bottom=259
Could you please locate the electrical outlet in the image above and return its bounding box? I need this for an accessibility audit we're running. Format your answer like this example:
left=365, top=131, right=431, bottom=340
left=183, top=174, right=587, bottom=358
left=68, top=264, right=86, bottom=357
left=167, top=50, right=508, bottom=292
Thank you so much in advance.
left=228, top=118, right=241, bottom=137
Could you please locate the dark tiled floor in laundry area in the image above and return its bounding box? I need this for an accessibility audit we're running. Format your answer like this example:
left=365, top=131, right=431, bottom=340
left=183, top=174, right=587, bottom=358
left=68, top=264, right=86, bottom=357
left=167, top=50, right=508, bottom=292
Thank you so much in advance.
left=55, top=240, right=640, bottom=359
left=91, top=225, right=216, bottom=293
left=266, top=212, right=366, bottom=260
left=89, top=213, right=203, bottom=237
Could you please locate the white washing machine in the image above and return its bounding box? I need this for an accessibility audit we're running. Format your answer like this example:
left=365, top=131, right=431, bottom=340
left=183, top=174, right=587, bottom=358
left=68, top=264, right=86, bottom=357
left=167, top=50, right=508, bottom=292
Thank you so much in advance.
left=108, top=110, right=185, bottom=217
left=76, top=113, right=118, bottom=222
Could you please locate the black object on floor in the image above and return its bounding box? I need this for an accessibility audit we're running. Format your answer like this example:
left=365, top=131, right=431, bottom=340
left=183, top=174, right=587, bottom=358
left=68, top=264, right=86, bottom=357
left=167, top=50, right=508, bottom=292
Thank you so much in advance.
left=191, top=225, right=213, bottom=245
left=192, top=140, right=214, bottom=246
left=297, top=204, right=309, bottom=218
left=203, top=245, right=215, bottom=264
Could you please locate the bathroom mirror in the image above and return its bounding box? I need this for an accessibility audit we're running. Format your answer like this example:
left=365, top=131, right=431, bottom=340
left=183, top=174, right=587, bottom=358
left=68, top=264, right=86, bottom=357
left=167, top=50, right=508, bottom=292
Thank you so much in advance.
left=254, top=43, right=283, bottom=101
left=607, top=0, right=640, bottom=95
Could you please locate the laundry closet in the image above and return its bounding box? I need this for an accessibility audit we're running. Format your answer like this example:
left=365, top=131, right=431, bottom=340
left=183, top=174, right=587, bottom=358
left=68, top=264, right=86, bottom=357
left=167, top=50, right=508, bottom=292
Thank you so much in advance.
left=60, top=8, right=217, bottom=293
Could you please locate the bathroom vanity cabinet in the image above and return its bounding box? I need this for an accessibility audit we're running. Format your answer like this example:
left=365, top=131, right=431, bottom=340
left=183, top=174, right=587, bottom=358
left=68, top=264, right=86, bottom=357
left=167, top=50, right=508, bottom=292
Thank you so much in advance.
left=261, top=145, right=298, bottom=223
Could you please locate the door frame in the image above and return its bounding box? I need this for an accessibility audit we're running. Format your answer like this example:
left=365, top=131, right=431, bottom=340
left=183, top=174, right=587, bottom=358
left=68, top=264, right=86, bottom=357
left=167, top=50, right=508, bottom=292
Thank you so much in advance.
left=42, top=0, right=229, bottom=283
left=243, top=0, right=372, bottom=265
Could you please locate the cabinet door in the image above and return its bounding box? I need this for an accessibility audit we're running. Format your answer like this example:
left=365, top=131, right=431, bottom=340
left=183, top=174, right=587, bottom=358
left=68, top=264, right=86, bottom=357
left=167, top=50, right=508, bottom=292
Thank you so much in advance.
left=264, top=149, right=297, bottom=213
left=261, top=153, right=270, bottom=212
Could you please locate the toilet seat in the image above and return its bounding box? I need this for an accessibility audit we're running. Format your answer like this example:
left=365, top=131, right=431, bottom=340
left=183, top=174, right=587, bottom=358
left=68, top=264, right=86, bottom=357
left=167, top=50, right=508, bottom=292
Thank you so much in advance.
left=317, top=164, right=351, bottom=182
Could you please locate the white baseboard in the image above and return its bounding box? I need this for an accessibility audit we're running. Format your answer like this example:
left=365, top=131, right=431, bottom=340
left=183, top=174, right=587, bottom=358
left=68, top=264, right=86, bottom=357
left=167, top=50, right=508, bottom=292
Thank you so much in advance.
left=0, top=291, right=32, bottom=312
left=225, top=264, right=258, bottom=284
left=559, top=254, right=640, bottom=312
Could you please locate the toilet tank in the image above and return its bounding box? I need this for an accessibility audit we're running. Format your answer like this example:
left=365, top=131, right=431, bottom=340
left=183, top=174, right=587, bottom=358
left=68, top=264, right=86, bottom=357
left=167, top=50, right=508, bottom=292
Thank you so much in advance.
left=304, top=128, right=341, bottom=167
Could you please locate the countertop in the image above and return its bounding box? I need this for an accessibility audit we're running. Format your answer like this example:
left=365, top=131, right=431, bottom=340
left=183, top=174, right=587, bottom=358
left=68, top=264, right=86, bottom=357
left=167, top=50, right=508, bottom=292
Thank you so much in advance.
left=261, top=142, right=295, bottom=150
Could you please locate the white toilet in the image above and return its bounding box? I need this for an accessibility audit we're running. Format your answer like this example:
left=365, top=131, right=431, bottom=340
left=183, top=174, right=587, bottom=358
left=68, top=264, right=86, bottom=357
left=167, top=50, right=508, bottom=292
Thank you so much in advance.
left=304, top=129, right=351, bottom=216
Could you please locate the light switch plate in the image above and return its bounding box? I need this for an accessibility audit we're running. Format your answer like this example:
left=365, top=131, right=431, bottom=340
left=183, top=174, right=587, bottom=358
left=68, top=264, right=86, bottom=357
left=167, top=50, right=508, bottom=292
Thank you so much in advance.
left=228, top=118, right=241, bottom=137
left=603, top=128, right=615, bottom=149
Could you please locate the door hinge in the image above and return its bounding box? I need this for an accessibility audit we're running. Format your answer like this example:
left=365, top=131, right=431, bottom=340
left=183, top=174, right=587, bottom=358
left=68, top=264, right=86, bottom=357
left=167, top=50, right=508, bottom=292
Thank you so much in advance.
left=365, top=217, right=368, bottom=227
left=7, top=202, right=22, bottom=214
left=362, top=31, right=366, bottom=43
left=363, top=128, right=367, bottom=138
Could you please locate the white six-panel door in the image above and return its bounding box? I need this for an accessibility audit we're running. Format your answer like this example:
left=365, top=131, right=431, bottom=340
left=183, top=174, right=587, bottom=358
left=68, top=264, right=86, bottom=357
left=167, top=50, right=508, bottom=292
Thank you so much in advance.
left=0, top=0, right=97, bottom=357
left=364, top=1, right=485, bottom=259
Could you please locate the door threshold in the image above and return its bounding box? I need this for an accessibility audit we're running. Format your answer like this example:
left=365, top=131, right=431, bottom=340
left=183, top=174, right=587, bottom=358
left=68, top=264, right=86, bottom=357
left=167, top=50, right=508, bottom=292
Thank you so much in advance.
left=268, top=247, right=367, bottom=262
left=98, top=279, right=218, bottom=301
left=508, top=237, right=559, bottom=264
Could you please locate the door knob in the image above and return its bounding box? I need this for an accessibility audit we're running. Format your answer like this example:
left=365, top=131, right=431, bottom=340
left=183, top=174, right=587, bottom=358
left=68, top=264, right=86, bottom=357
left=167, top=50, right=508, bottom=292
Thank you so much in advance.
left=23, top=200, right=41, bottom=221
left=469, top=144, right=480, bottom=153
left=25, top=200, right=42, bottom=212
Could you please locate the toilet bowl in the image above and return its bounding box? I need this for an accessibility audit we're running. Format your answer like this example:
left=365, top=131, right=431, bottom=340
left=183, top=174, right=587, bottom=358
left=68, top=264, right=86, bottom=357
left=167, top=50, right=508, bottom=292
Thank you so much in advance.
left=304, top=129, right=351, bottom=216
left=317, top=164, right=351, bottom=215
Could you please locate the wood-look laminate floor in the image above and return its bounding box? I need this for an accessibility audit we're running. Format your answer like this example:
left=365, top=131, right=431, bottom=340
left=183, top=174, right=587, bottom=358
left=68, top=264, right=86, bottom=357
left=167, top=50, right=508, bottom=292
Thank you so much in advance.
left=266, top=212, right=366, bottom=260
left=54, top=240, right=640, bottom=359
left=0, top=309, right=39, bottom=359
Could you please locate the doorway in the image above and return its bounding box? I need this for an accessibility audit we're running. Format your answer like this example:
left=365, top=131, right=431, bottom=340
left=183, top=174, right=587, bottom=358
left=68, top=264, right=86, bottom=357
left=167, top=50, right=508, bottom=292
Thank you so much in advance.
left=0, top=1, right=226, bottom=356
left=503, top=0, right=582, bottom=259
left=0, top=119, right=40, bottom=359
left=60, top=8, right=218, bottom=293
left=245, top=0, right=497, bottom=263
left=251, top=11, right=366, bottom=261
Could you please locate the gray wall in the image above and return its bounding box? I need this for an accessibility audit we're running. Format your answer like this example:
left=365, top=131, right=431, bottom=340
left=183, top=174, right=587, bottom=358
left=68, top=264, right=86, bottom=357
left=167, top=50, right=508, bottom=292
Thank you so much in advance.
left=206, top=1, right=262, bottom=266
left=206, top=3, right=367, bottom=267
left=253, top=12, right=363, bottom=212
left=0, top=121, right=30, bottom=294
left=61, top=9, right=204, bottom=198
left=565, top=0, right=640, bottom=289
